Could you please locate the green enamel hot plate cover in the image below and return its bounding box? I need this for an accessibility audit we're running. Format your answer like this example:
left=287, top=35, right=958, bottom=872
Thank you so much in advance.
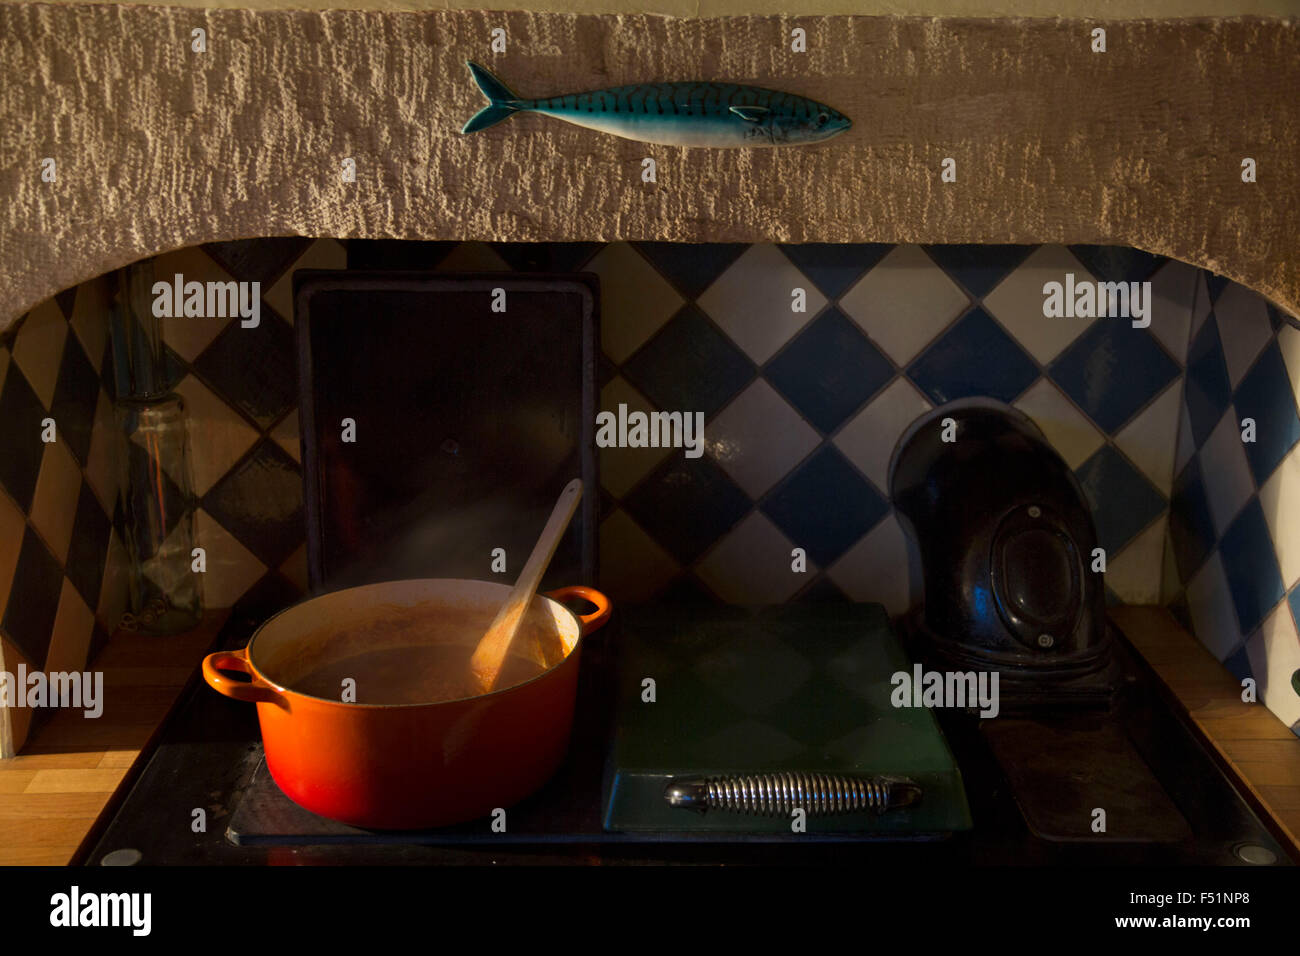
left=603, top=603, right=972, bottom=835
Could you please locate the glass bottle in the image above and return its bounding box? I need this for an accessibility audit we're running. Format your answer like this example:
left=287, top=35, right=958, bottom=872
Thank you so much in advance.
left=109, top=260, right=203, bottom=635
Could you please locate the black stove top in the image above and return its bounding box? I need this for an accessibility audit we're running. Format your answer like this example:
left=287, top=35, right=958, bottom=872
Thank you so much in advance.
left=80, top=605, right=1294, bottom=866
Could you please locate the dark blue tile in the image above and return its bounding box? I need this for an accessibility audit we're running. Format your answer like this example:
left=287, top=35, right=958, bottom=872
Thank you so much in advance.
left=1219, top=499, right=1285, bottom=636
left=1184, top=315, right=1233, bottom=449
left=66, top=483, right=110, bottom=612
left=1206, top=273, right=1232, bottom=304
left=907, top=308, right=1038, bottom=405
left=761, top=445, right=887, bottom=566
left=346, top=239, right=457, bottom=270
left=597, top=352, right=618, bottom=389
left=794, top=574, right=850, bottom=603
left=765, top=309, right=894, bottom=434
left=657, top=573, right=722, bottom=605
left=621, top=305, right=754, bottom=418
left=920, top=245, right=1035, bottom=299
left=1067, top=246, right=1165, bottom=284
left=1289, top=585, right=1300, bottom=632
left=1168, top=458, right=1216, bottom=583
left=202, top=238, right=313, bottom=285
left=490, top=242, right=602, bottom=272
left=1049, top=319, right=1179, bottom=433
left=623, top=456, right=751, bottom=566
left=54, top=287, right=78, bottom=320
left=193, top=312, right=297, bottom=428
left=49, top=334, right=99, bottom=467
left=1074, top=446, right=1166, bottom=556
left=0, top=364, right=48, bottom=512
left=202, top=440, right=304, bottom=568
left=1233, top=342, right=1300, bottom=485
left=632, top=243, right=748, bottom=300
left=120, top=436, right=189, bottom=544
left=1268, top=304, right=1285, bottom=333
left=1223, top=644, right=1253, bottom=682
left=1, top=528, right=63, bottom=668
left=776, top=244, right=893, bottom=299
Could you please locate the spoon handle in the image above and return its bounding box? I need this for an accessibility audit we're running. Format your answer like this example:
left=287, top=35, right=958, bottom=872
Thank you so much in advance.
left=469, top=478, right=583, bottom=692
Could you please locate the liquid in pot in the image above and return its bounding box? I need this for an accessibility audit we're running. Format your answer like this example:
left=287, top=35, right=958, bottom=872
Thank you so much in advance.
left=268, top=602, right=567, bottom=705
left=293, top=644, right=547, bottom=704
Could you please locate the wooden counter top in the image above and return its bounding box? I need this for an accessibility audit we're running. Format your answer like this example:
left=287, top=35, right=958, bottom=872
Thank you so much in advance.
left=0, top=612, right=227, bottom=866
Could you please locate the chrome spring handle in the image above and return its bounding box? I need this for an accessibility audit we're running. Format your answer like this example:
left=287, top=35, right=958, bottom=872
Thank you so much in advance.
left=664, top=772, right=922, bottom=817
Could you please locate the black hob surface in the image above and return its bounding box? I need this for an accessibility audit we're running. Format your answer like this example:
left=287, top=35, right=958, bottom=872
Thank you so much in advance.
left=81, top=604, right=1293, bottom=866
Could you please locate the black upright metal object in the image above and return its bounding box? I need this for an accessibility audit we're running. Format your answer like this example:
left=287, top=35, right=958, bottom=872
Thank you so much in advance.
left=889, top=399, right=1120, bottom=710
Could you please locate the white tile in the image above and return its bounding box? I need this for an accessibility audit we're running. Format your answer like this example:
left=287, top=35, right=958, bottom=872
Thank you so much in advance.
left=172, top=375, right=260, bottom=497
left=69, top=274, right=112, bottom=370
left=84, top=389, right=119, bottom=515
left=1185, top=552, right=1242, bottom=661
left=194, top=509, right=268, bottom=609
left=698, top=244, right=824, bottom=365
left=1114, top=381, right=1183, bottom=494
left=827, top=513, right=914, bottom=616
left=1214, top=282, right=1273, bottom=389
left=1245, top=603, right=1300, bottom=729
left=597, top=376, right=673, bottom=498
left=264, top=238, right=347, bottom=322
left=1258, top=441, right=1300, bottom=589
left=29, top=440, right=81, bottom=566
left=1146, top=260, right=1198, bottom=364
left=11, top=299, right=68, bottom=409
left=1106, top=515, right=1167, bottom=604
left=586, top=243, right=684, bottom=364
left=1173, top=397, right=1196, bottom=477
left=696, top=512, right=808, bottom=604
left=1190, top=271, right=1212, bottom=340
left=96, top=530, right=131, bottom=633
left=1278, top=324, right=1300, bottom=408
left=707, top=380, right=819, bottom=499
left=434, top=241, right=510, bottom=272
left=839, top=245, right=969, bottom=366
left=1199, top=407, right=1255, bottom=537
left=153, top=246, right=239, bottom=362
left=983, top=245, right=1097, bottom=364
left=271, top=411, right=301, bottom=463
left=45, top=579, right=95, bottom=674
left=598, top=509, right=680, bottom=605
left=835, top=377, right=933, bottom=492
left=1012, top=378, right=1105, bottom=469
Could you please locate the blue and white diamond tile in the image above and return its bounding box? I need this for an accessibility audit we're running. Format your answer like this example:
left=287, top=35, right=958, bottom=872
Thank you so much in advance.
left=696, top=511, right=809, bottom=604
left=1198, top=407, right=1255, bottom=538
left=908, top=307, right=1039, bottom=405
left=1185, top=315, right=1235, bottom=454
left=621, top=305, right=754, bottom=419
left=1232, top=342, right=1300, bottom=486
left=706, top=379, right=820, bottom=500
left=1214, top=284, right=1274, bottom=389
left=1185, top=551, right=1242, bottom=662
left=835, top=377, right=933, bottom=493
left=1168, top=457, right=1217, bottom=583
left=633, top=242, right=748, bottom=301
left=921, top=244, right=1035, bottom=300
left=585, top=242, right=684, bottom=364
left=1048, top=317, right=1179, bottom=434
left=1245, top=603, right=1300, bottom=730
left=1259, top=441, right=1300, bottom=588
left=1066, top=245, right=1166, bottom=285
left=1114, top=381, right=1183, bottom=495
left=983, top=244, right=1098, bottom=365
left=1218, top=499, right=1286, bottom=638
left=1146, top=260, right=1199, bottom=366
left=838, top=244, right=969, bottom=367
left=1073, top=444, right=1166, bottom=557
left=764, top=308, right=893, bottom=435
left=760, top=445, right=888, bottom=568
left=1012, top=378, right=1105, bottom=470
left=826, top=514, right=914, bottom=616
left=697, top=244, right=825, bottom=365
left=776, top=243, right=892, bottom=300
left=623, top=455, right=751, bottom=567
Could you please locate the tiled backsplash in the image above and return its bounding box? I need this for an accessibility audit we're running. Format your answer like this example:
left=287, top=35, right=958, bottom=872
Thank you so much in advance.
left=2, top=238, right=1298, bottom=749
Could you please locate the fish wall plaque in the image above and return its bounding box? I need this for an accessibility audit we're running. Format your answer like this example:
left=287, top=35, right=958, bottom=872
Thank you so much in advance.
left=461, top=61, right=851, bottom=148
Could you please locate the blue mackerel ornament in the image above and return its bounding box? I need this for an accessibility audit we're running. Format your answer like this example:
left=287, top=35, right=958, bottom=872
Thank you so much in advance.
left=461, top=61, right=851, bottom=148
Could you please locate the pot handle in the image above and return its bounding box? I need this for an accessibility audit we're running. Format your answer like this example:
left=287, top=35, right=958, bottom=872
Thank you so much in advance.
left=202, top=648, right=281, bottom=704
left=545, top=586, right=612, bottom=635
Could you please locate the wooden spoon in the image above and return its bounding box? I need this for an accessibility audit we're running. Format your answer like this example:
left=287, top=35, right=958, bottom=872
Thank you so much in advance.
left=468, top=478, right=583, bottom=694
